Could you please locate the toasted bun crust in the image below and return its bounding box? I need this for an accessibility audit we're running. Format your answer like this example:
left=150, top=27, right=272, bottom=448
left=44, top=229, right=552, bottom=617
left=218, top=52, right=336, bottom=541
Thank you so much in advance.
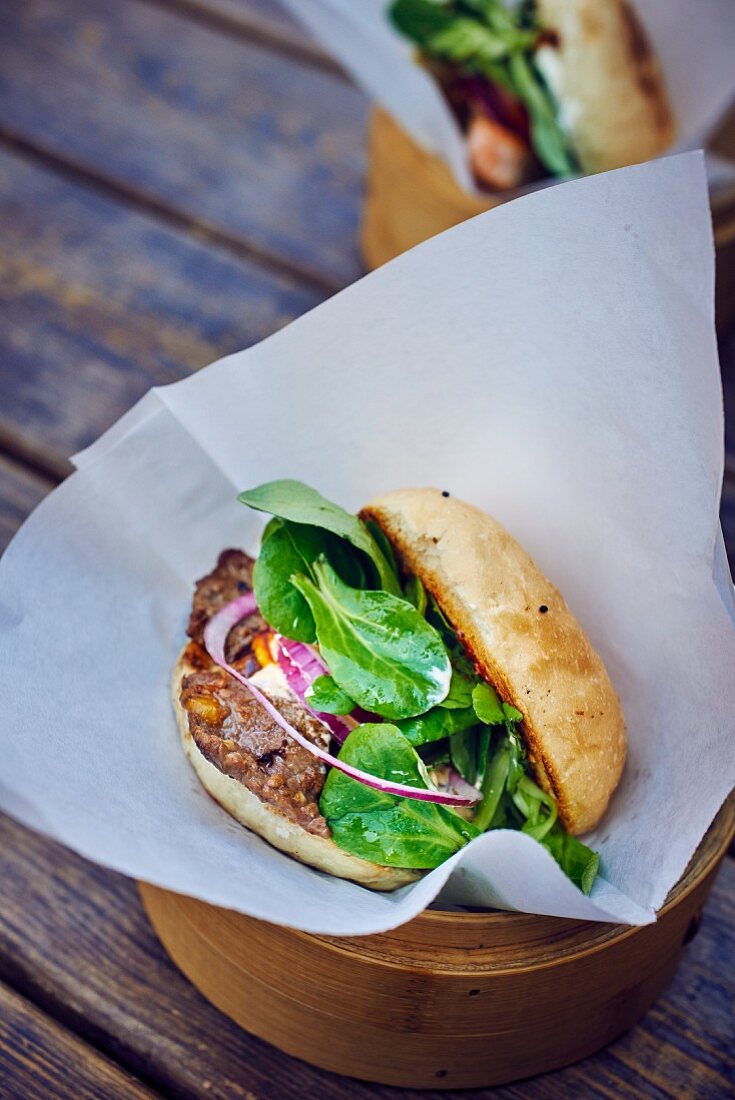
left=172, top=652, right=419, bottom=891
left=536, top=0, right=675, bottom=172
left=361, top=490, right=626, bottom=834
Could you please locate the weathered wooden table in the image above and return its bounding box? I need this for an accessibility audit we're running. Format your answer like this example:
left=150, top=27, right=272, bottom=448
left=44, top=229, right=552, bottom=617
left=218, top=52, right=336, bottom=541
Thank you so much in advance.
left=0, top=2, right=733, bottom=1097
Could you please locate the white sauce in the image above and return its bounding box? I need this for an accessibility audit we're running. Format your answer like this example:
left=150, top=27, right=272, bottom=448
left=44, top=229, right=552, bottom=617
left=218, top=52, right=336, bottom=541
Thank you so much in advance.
left=534, top=46, right=583, bottom=135
left=248, top=662, right=296, bottom=702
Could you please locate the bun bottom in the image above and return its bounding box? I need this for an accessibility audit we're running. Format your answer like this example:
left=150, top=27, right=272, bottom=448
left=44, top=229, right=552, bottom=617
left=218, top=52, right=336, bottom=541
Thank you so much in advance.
left=172, top=651, right=419, bottom=892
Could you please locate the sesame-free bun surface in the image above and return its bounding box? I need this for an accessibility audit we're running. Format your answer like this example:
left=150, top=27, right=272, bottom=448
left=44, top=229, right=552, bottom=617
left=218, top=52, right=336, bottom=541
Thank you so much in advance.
left=172, top=652, right=419, bottom=891
left=536, top=0, right=675, bottom=173
left=361, top=490, right=626, bottom=834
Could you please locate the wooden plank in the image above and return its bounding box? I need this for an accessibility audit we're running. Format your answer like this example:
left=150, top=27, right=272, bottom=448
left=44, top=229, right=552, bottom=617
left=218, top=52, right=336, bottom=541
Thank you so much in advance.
left=0, top=809, right=731, bottom=1100
left=144, top=0, right=337, bottom=73
left=0, top=980, right=160, bottom=1100
left=0, top=456, right=53, bottom=554
left=0, top=146, right=320, bottom=464
left=0, top=0, right=366, bottom=288
left=162, top=0, right=304, bottom=40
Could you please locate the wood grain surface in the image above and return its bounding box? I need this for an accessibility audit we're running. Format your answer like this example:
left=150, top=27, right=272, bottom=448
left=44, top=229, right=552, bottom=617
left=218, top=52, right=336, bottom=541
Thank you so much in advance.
left=0, top=811, right=732, bottom=1100
left=0, top=981, right=160, bottom=1100
left=0, top=146, right=320, bottom=465
left=146, top=0, right=336, bottom=72
left=0, top=456, right=53, bottom=551
left=0, top=0, right=365, bottom=288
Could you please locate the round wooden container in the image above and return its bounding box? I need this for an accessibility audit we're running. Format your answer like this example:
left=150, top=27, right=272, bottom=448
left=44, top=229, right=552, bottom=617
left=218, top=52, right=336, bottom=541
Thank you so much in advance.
left=139, top=796, right=734, bottom=1089
left=361, top=108, right=735, bottom=329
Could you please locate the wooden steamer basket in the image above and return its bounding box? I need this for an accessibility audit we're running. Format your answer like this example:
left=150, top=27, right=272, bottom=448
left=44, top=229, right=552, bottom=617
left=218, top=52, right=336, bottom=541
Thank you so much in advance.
left=140, top=795, right=734, bottom=1089
left=361, top=108, right=735, bottom=329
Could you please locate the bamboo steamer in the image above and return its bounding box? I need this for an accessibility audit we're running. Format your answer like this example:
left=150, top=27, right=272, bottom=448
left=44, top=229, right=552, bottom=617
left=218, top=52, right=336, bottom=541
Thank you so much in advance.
left=361, top=108, right=735, bottom=329
left=139, top=794, right=734, bottom=1089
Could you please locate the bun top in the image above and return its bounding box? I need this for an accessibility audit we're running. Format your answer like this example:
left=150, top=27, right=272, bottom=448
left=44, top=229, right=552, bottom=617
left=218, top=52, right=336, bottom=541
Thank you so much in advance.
left=361, top=489, right=626, bottom=835
left=535, top=0, right=675, bottom=173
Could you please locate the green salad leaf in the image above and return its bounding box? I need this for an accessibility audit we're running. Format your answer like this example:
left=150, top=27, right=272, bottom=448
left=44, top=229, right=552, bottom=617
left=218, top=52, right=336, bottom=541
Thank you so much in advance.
left=320, top=724, right=479, bottom=868
left=403, top=573, right=428, bottom=615
left=396, top=703, right=478, bottom=747
left=425, top=18, right=531, bottom=66
left=450, top=723, right=491, bottom=786
left=472, top=738, right=509, bottom=831
left=503, top=702, right=523, bottom=723
left=364, top=518, right=400, bottom=583
left=291, top=560, right=452, bottom=720
left=253, top=518, right=370, bottom=641
left=239, top=479, right=400, bottom=595
left=471, top=680, right=505, bottom=725
left=390, top=0, right=455, bottom=44
left=541, top=827, right=600, bottom=895
left=507, top=51, right=576, bottom=176
left=439, top=667, right=475, bottom=709
left=516, top=774, right=558, bottom=840
left=305, top=674, right=356, bottom=715
left=252, top=520, right=322, bottom=641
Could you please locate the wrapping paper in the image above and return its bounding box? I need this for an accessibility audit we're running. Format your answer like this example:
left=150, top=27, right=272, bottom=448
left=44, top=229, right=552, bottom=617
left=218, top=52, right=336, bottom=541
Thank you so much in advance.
left=1, top=153, right=734, bottom=935
left=276, top=0, right=735, bottom=194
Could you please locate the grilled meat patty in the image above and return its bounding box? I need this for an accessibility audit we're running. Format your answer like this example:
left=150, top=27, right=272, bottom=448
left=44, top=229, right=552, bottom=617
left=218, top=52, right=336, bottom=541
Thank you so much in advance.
left=181, top=549, right=331, bottom=836
left=187, top=548, right=267, bottom=663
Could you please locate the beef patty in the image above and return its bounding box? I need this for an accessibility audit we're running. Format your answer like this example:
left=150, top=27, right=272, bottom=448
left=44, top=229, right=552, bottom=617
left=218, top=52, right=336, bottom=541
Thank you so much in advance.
left=181, top=549, right=331, bottom=837
left=187, top=549, right=267, bottom=664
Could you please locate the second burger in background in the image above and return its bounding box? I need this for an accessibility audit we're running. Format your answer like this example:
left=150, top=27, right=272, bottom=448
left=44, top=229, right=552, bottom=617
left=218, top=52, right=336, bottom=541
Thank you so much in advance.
left=390, top=0, right=675, bottom=191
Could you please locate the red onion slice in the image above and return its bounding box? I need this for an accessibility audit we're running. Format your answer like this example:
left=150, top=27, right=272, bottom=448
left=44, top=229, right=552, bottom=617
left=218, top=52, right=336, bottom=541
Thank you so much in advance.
left=275, top=636, right=353, bottom=744
left=276, top=637, right=379, bottom=735
left=203, top=596, right=479, bottom=807
left=445, top=768, right=484, bottom=802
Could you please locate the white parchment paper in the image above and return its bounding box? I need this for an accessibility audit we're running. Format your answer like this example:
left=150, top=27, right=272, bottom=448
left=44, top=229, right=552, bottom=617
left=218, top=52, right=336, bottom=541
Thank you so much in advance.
left=1, top=153, right=734, bottom=934
left=276, top=0, right=735, bottom=194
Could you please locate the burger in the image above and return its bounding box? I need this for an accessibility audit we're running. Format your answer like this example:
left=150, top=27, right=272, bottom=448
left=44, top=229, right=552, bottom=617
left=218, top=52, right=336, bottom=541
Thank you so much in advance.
left=389, top=0, right=675, bottom=191
left=174, top=483, right=626, bottom=894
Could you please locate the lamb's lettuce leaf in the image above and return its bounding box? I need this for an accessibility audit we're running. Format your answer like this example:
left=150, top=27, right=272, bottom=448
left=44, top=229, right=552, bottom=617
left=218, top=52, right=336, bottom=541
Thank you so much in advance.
left=396, top=704, right=478, bottom=747
left=305, top=675, right=356, bottom=715
left=439, top=667, right=475, bottom=709
left=239, top=479, right=401, bottom=595
left=450, top=723, right=491, bottom=786
left=320, top=724, right=479, bottom=868
left=291, top=560, right=451, bottom=720
left=252, top=520, right=322, bottom=641
left=541, top=827, right=600, bottom=895
left=471, top=680, right=504, bottom=724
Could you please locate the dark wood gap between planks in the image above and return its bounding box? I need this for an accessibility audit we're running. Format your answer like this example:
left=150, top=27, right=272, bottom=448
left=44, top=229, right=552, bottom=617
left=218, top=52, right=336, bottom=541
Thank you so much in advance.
left=0, top=123, right=344, bottom=301
left=0, top=422, right=72, bottom=484
left=0, top=978, right=163, bottom=1100
left=0, top=952, right=184, bottom=1100
left=137, top=0, right=347, bottom=79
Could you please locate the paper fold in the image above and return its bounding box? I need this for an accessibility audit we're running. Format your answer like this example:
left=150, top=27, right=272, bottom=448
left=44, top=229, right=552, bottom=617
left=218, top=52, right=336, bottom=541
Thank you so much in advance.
left=1, top=152, right=734, bottom=935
